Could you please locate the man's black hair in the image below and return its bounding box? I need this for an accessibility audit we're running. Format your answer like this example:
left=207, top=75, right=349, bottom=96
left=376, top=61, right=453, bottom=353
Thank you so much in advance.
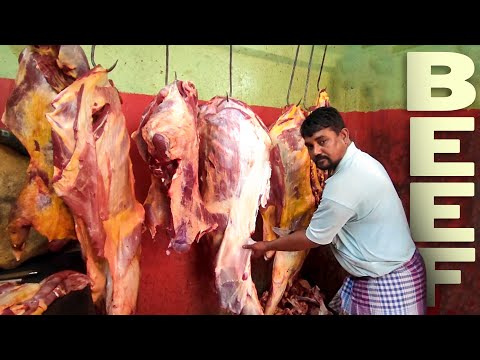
left=300, top=106, right=345, bottom=138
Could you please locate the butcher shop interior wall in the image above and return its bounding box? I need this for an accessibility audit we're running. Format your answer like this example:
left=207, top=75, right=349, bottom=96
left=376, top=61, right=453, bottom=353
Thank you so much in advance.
left=1, top=45, right=480, bottom=315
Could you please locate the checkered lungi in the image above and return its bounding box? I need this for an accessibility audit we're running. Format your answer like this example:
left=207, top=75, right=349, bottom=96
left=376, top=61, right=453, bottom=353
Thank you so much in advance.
left=329, top=249, right=427, bottom=315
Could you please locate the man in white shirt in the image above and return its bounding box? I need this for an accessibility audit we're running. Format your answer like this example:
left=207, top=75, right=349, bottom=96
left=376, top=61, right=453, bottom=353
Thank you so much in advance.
left=244, top=106, right=427, bottom=315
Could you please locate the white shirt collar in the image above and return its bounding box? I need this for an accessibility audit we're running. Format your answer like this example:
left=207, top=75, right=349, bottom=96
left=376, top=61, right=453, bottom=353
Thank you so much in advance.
left=331, top=141, right=358, bottom=176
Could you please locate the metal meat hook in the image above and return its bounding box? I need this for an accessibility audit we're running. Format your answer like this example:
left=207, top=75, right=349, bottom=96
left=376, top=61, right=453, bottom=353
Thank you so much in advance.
left=91, top=45, right=118, bottom=72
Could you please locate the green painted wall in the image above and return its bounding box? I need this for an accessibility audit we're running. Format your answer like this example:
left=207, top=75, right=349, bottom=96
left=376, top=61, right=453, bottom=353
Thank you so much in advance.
left=325, top=45, right=480, bottom=112
left=2, top=45, right=480, bottom=111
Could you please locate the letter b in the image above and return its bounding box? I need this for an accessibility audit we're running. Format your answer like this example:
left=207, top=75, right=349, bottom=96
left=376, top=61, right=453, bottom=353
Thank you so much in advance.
left=407, top=52, right=476, bottom=111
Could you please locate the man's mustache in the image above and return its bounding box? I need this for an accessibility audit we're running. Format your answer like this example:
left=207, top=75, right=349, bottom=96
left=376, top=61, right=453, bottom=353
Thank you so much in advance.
left=314, top=155, right=330, bottom=163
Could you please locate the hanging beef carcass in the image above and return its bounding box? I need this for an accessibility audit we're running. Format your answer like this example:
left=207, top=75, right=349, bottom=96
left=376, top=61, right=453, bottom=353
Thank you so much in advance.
left=45, top=65, right=145, bottom=315
left=260, top=103, right=326, bottom=315
left=132, top=80, right=216, bottom=252
left=1, top=45, right=90, bottom=258
left=198, top=96, right=272, bottom=315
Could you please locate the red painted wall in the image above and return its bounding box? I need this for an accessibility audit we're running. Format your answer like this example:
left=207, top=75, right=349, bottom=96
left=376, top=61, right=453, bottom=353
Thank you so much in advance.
left=1, top=78, right=478, bottom=314
left=341, top=110, right=480, bottom=315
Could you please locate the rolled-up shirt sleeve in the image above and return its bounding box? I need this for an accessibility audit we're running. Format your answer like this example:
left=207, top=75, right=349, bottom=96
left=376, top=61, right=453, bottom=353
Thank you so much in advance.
left=305, top=198, right=356, bottom=245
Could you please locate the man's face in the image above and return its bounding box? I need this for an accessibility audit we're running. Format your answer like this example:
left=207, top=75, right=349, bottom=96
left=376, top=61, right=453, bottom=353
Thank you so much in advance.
left=303, top=127, right=349, bottom=171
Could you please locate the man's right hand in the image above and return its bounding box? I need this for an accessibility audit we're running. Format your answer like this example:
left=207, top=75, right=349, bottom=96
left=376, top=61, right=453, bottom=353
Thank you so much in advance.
left=243, top=241, right=270, bottom=259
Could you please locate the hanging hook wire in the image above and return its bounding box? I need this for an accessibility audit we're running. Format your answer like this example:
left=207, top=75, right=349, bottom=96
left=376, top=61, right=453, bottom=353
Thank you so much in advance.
left=91, top=45, right=96, bottom=67
left=316, top=45, right=328, bottom=91
left=165, top=45, right=169, bottom=86
left=303, top=45, right=315, bottom=109
left=90, top=45, right=118, bottom=72
left=287, top=45, right=300, bottom=106
left=229, top=45, right=233, bottom=99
